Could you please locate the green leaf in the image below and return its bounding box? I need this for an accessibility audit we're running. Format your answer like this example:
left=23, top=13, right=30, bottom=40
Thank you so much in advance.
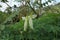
left=43, top=3, right=46, bottom=6
left=0, top=5, right=2, bottom=7
left=48, top=0, right=52, bottom=3
left=46, top=2, right=48, bottom=4
left=1, top=0, right=8, bottom=2
left=0, top=25, right=5, bottom=30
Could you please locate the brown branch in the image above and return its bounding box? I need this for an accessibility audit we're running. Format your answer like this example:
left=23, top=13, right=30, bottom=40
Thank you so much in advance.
left=27, top=2, right=37, bottom=14
left=5, top=2, right=11, bottom=8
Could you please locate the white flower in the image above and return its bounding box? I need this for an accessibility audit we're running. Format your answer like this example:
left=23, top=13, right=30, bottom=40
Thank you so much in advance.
left=22, top=17, right=26, bottom=20
left=24, top=16, right=28, bottom=31
left=23, top=15, right=34, bottom=31
left=28, top=15, right=34, bottom=30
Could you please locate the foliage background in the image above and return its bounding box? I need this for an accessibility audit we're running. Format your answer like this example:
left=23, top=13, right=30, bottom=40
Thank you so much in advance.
left=0, top=12, right=60, bottom=40
left=0, top=0, right=60, bottom=40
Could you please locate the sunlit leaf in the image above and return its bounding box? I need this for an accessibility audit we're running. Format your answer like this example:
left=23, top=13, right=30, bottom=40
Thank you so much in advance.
left=0, top=25, right=5, bottom=30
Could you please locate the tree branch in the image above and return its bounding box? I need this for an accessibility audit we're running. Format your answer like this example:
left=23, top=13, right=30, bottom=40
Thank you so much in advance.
left=27, top=2, right=37, bottom=14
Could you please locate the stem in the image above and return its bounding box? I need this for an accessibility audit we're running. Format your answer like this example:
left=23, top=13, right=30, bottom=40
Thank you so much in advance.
left=37, top=0, right=42, bottom=18
left=27, top=2, right=37, bottom=14
left=4, top=1, right=11, bottom=8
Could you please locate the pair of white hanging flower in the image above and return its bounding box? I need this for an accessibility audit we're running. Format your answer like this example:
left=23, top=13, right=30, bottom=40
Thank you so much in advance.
left=23, top=14, right=37, bottom=31
left=24, top=15, right=33, bottom=31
